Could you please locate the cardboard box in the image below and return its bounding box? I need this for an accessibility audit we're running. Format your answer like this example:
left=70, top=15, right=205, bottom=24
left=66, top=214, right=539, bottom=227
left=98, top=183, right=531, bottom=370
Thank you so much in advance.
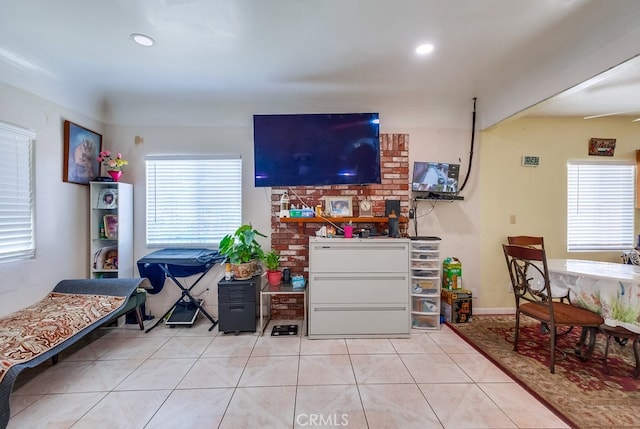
left=442, top=257, right=462, bottom=290
left=441, top=288, right=472, bottom=323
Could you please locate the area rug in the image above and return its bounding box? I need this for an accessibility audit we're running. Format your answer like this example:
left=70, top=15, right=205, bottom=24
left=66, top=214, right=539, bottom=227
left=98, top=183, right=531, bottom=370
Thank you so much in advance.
left=448, top=315, right=640, bottom=429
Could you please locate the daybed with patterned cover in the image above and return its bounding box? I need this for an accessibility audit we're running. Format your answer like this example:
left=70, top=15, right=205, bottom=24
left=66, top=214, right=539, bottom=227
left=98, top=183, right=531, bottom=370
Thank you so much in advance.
left=0, top=278, right=150, bottom=429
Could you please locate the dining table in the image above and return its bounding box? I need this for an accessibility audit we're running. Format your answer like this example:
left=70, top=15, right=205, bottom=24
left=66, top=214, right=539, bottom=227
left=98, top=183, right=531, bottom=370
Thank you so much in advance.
left=546, top=258, right=640, bottom=335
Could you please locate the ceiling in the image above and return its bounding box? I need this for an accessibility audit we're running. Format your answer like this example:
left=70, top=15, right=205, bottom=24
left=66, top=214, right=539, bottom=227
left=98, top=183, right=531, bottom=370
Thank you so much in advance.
left=1, top=0, right=640, bottom=129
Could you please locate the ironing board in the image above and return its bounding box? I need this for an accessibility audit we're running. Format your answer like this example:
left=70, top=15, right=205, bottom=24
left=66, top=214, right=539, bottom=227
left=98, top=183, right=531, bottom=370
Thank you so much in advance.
left=137, top=248, right=224, bottom=332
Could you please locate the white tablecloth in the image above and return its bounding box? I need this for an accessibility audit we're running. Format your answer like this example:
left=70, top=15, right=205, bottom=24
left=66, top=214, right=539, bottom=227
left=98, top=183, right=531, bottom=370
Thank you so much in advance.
left=546, top=259, right=640, bottom=334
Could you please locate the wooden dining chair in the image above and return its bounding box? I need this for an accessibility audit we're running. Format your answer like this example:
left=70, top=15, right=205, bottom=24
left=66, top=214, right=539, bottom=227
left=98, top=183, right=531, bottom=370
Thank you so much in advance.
left=507, top=235, right=572, bottom=305
left=507, top=235, right=545, bottom=249
left=502, top=244, right=604, bottom=373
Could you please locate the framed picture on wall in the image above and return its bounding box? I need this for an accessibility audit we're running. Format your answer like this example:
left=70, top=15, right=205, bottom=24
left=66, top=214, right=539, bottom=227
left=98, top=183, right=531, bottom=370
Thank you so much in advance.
left=326, top=196, right=353, bottom=217
left=588, top=138, right=616, bottom=156
left=63, top=120, right=102, bottom=185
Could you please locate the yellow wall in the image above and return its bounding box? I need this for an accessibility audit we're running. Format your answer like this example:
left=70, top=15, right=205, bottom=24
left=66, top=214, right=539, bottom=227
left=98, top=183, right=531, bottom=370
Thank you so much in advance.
left=480, top=117, right=640, bottom=309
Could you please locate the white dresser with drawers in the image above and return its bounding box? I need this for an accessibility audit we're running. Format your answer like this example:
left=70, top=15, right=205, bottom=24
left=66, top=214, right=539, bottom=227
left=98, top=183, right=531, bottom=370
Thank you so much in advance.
left=308, top=237, right=410, bottom=339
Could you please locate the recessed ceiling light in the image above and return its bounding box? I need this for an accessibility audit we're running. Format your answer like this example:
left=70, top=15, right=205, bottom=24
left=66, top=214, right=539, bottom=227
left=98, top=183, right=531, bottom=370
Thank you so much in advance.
left=130, top=33, right=155, bottom=47
left=415, top=44, right=434, bottom=55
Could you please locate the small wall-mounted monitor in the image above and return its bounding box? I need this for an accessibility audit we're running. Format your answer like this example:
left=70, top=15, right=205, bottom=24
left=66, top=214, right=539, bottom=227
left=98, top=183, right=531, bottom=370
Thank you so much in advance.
left=411, top=162, right=460, bottom=193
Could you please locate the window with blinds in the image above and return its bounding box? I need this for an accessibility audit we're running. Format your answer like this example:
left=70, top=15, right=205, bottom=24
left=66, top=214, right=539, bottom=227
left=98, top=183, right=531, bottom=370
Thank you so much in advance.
left=145, top=155, right=242, bottom=248
left=567, top=160, right=635, bottom=251
left=0, top=122, right=35, bottom=263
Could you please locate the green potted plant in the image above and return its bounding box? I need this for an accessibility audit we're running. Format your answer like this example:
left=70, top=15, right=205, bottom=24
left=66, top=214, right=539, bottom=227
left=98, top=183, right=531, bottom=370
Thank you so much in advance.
left=265, top=249, right=283, bottom=286
left=218, top=224, right=266, bottom=280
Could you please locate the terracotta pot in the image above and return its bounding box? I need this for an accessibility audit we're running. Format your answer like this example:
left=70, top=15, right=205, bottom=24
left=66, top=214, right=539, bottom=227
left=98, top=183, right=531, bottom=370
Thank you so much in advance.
left=232, top=261, right=255, bottom=280
left=267, top=270, right=283, bottom=286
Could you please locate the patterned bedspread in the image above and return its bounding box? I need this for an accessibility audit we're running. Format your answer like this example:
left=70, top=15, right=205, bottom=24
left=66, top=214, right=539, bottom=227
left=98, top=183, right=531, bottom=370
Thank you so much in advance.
left=0, top=292, right=125, bottom=384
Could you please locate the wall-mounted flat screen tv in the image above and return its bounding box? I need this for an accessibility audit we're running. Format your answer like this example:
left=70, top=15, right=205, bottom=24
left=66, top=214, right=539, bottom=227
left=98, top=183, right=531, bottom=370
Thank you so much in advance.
left=411, top=162, right=460, bottom=193
left=253, top=113, right=381, bottom=187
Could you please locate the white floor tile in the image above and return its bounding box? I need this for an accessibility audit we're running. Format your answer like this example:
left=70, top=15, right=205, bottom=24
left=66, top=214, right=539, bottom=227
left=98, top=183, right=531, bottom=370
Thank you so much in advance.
left=219, top=386, right=297, bottom=428
left=7, top=320, right=575, bottom=429
left=419, top=383, right=517, bottom=428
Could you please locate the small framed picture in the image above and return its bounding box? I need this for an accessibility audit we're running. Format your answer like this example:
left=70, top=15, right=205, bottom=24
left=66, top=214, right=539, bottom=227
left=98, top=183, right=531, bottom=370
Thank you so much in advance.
left=97, top=189, right=118, bottom=209
left=103, top=215, right=118, bottom=239
left=588, top=138, right=616, bottom=156
left=326, top=196, right=353, bottom=217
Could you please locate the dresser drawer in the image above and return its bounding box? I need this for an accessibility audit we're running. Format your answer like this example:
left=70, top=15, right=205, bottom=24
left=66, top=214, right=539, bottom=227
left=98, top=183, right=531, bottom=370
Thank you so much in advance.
left=309, top=274, right=408, bottom=304
left=309, top=304, right=410, bottom=336
left=310, top=240, right=409, bottom=273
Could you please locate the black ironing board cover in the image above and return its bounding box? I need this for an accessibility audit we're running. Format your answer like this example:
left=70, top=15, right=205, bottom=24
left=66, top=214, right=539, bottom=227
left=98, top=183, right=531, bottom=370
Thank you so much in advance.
left=137, top=248, right=223, bottom=294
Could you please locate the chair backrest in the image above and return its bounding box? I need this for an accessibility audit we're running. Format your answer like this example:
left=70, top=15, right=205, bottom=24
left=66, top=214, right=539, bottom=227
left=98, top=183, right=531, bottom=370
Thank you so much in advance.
left=507, top=236, right=545, bottom=249
left=502, top=243, right=552, bottom=308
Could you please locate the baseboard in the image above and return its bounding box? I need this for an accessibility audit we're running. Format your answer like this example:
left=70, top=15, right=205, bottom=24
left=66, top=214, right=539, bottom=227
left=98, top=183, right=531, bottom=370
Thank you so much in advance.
left=473, top=307, right=515, bottom=315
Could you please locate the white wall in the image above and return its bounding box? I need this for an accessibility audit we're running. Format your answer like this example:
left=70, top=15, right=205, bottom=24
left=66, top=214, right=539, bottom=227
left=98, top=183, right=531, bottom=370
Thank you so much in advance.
left=0, top=83, right=102, bottom=316
left=0, top=80, right=479, bottom=320
left=392, top=126, right=481, bottom=303
left=103, top=123, right=273, bottom=318
left=104, top=122, right=477, bottom=319
left=13, top=77, right=636, bottom=319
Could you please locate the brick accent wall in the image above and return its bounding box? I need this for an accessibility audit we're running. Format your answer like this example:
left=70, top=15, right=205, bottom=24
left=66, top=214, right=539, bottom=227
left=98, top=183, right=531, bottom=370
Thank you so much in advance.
left=268, top=134, right=410, bottom=319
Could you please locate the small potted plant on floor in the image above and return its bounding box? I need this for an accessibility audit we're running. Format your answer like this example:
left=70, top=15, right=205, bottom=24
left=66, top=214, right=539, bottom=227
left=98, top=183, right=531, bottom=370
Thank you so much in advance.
left=265, top=249, right=283, bottom=286
left=219, top=224, right=266, bottom=280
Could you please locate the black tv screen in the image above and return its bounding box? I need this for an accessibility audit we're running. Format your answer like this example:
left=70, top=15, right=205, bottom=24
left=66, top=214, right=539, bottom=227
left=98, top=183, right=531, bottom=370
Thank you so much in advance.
left=253, top=113, right=381, bottom=187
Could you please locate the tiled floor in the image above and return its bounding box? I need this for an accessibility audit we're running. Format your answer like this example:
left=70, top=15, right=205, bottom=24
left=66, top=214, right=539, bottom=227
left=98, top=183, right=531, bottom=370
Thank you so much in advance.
left=7, top=318, right=570, bottom=429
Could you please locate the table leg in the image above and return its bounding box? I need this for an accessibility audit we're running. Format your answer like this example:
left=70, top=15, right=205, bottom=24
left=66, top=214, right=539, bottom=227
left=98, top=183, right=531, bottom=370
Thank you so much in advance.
left=259, top=289, right=264, bottom=335
left=574, top=327, right=597, bottom=361
left=259, top=287, right=272, bottom=336
left=633, top=337, right=640, bottom=379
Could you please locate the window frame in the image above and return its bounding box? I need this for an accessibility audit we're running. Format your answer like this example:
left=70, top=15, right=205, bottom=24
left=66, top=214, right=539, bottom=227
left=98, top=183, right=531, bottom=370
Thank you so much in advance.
left=567, top=159, right=635, bottom=252
left=0, top=121, right=36, bottom=263
left=145, top=154, right=242, bottom=248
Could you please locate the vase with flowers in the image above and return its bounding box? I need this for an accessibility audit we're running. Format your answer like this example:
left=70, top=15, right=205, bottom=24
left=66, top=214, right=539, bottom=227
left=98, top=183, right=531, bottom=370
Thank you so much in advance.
left=97, top=151, right=128, bottom=181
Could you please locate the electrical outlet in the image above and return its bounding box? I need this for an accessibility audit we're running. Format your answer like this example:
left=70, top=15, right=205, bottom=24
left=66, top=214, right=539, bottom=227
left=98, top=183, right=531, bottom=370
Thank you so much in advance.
left=509, top=214, right=516, bottom=224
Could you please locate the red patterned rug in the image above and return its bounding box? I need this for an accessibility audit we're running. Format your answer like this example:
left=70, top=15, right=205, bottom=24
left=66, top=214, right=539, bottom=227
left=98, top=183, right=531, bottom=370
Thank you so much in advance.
left=449, top=315, right=640, bottom=429
left=0, top=292, right=125, bottom=384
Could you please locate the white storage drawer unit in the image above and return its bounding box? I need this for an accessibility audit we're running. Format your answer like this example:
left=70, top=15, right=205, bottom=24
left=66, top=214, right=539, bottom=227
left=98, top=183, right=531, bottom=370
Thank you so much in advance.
left=308, top=237, right=410, bottom=339
left=409, top=237, right=442, bottom=330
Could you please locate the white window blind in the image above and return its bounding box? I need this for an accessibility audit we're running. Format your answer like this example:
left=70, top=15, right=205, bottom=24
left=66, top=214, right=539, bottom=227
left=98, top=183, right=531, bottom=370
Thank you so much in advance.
left=146, top=155, right=242, bottom=248
left=567, top=160, right=635, bottom=251
left=0, top=122, right=35, bottom=263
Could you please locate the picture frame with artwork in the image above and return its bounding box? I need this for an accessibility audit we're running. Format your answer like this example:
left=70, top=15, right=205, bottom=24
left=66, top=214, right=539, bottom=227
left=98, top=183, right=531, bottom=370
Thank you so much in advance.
left=97, top=188, right=118, bottom=209
left=103, top=215, right=118, bottom=240
left=326, top=196, right=353, bottom=217
left=63, top=120, right=102, bottom=185
left=588, top=138, right=616, bottom=156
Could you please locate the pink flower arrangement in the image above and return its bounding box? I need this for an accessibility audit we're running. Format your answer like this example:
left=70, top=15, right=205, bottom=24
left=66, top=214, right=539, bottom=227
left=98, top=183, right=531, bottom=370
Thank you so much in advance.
left=97, top=151, right=128, bottom=171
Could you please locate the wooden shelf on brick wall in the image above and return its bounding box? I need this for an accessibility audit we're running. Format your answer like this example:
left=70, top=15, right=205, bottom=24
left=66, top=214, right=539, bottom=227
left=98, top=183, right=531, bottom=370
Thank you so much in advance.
left=279, top=216, right=407, bottom=233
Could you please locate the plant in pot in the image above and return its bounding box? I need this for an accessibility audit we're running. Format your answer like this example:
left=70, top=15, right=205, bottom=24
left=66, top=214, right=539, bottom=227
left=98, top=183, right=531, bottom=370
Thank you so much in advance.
left=218, top=224, right=266, bottom=280
left=265, top=249, right=283, bottom=286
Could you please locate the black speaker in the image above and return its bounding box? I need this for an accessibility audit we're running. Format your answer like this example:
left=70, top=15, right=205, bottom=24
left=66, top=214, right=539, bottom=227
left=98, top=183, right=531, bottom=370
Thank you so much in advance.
left=385, top=199, right=400, bottom=217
